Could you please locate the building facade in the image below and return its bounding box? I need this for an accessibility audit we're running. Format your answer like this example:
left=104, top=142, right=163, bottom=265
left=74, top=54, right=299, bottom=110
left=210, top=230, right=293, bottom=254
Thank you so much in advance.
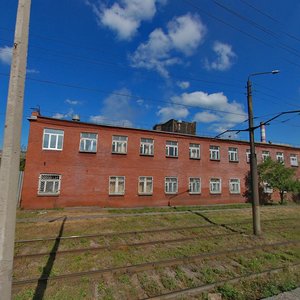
left=20, top=112, right=300, bottom=209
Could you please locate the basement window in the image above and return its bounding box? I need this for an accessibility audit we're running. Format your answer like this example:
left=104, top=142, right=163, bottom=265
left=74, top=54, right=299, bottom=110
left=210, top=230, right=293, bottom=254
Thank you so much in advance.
left=42, top=128, right=64, bottom=150
left=38, top=174, right=61, bottom=195
left=79, top=132, right=97, bottom=153
left=109, top=176, right=125, bottom=195
left=112, top=136, right=128, bottom=154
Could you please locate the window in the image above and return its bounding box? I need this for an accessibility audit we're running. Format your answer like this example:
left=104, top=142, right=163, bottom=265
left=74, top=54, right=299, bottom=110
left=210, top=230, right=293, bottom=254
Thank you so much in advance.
left=138, top=176, right=153, bottom=195
left=210, top=178, right=221, bottom=194
left=210, top=146, right=220, bottom=160
left=229, top=179, right=240, bottom=194
left=276, top=152, right=284, bottom=163
left=165, top=177, right=178, bottom=194
left=263, top=182, right=273, bottom=194
left=290, top=154, right=299, bottom=167
left=38, top=174, right=61, bottom=195
left=140, top=138, right=154, bottom=156
left=79, top=133, right=97, bottom=152
left=166, top=141, right=178, bottom=157
left=189, top=177, right=201, bottom=194
left=112, top=136, right=128, bottom=154
left=262, top=150, right=270, bottom=161
left=109, top=176, right=125, bottom=195
left=189, top=144, right=200, bottom=159
left=228, top=147, right=238, bottom=162
left=246, top=149, right=250, bottom=163
left=43, top=128, right=64, bottom=150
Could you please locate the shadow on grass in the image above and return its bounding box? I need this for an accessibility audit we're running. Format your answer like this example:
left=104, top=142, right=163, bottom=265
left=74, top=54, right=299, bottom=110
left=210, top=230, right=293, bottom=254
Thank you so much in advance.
left=33, top=216, right=67, bottom=299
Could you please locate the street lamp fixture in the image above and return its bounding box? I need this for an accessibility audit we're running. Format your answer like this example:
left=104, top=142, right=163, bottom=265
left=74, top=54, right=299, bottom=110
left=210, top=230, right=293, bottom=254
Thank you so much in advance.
left=247, top=70, right=280, bottom=236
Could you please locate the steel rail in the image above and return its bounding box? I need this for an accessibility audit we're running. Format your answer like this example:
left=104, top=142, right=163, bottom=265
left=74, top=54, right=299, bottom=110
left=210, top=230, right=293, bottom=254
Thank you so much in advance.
left=145, top=262, right=300, bottom=299
left=14, top=224, right=298, bottom=259
left=12, top=240, right=300, bottom=286
left=15, top=216, right=299, bottom=244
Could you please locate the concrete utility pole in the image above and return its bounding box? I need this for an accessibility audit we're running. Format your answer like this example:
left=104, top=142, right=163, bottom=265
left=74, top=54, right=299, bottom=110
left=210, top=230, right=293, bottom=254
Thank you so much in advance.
left=0, top=0, right=31, bottom=299
left=247, top=70, right=279, bottom=236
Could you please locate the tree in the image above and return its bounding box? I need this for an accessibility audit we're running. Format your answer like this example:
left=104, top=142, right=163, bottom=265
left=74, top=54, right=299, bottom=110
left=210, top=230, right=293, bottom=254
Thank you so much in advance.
left=258, top=157, right=300, bottom=204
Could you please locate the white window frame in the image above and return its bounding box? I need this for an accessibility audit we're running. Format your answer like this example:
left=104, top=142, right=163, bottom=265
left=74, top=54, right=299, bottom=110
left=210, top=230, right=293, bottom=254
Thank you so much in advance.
left=263, top=182, right=273, bottom=194
left=189, top=177, right=201, bottom=194
left=112, top=135, right=128, bottom=154
left=276, top=152, right=284, bottom=163
left=140, top=138, right=154, bottom=156
left=229, top=178, right=240, bottom=194
left=262, top=150, right=270, bottom=161
left=210, top=146, right=220, bottom=160
left=42, top=128, right=64, bottom=151
left=109, top=176, right=125, bottom=195
left=228, top=147, right=238, bottom=162
left=138, top=176, right=153, bottom=195
left=38, top=174, right=61, bottom=195
left=189, top=144, right=200, bottom=159
left=246, top=149, right=250, bottom=163
left=79, top=132, right=98, bottom=153
left=210, top=178, right=221, bottom=194
left=290, top=154, right=299, bottom=167
left=165, top=177, right=178, bottom=194
left=166, top=141, right=178, bottom=157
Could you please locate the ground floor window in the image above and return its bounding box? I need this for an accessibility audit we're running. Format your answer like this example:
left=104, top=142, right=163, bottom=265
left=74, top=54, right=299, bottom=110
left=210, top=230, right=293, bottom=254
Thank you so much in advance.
left=165, top=177, right=178, bottom=194
left=229, top=178, right=240, bottom=194
left=109, top=176, right=125, bottom=195
left=189, top=177, right=201, bottom=194
left=210, top=178, right=221, bottom=194
left=138, top=176, right=153, bottom=195
left=38, top=174, right=61, bottom=195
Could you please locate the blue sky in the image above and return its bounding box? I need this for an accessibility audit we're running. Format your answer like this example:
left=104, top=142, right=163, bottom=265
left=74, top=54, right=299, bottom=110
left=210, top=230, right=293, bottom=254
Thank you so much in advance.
left=0, top=0, right=300, bottom=148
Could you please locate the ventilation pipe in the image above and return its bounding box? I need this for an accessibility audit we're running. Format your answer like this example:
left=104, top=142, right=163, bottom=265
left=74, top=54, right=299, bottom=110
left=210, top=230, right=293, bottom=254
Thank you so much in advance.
left=260, top=122, right=266, bottom=143
left=72, top=114, right=80, bottom=122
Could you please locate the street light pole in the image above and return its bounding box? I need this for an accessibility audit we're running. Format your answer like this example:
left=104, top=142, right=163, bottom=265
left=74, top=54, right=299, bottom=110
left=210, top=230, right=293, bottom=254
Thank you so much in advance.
left=247, top=70, right=279, bottom=236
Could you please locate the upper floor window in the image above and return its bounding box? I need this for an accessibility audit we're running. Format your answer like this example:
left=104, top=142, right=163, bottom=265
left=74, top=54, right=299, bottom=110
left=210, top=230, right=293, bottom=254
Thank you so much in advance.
left=276, top=152, right=284, bottom=163
left=210, top=146, right=220, bottom=161
left=229, top=178, right=240, bottom=194
left=189, top=143, right=200, bottom=159
left=165, top=177, right=178, bottom=194
left=189, top=177, right=201, bottom=194
left=246, top=149, right=250, bottom=163
left=112, top=135, right=128, bottom=154
left=109, top=176, right=125, bottom=195
left=210, top=178, right=221, bottom=194
left=166, top=141, right=178, bottom=157
left=38, top=174, right=61, bottom=195
left=228, top=147, right=238, bottom=162
left=43, top=128, right=64, bottom=150
left=140, top=138, right=154, bottom=156
left=290, top=154, right=299, bottom=167
left=262, top=150, right=270, bottom=161
left=138, top=176, right=153, bottom=195
left=79, top=133, right=97, bottom=153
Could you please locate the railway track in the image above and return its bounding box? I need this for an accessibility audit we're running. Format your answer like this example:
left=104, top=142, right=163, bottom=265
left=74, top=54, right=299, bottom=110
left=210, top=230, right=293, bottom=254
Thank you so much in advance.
left=12, top=239, right=300, bottom=286
left=15, top=216, right=299, bottom=244
left=14, top=224, right=298, bottom=259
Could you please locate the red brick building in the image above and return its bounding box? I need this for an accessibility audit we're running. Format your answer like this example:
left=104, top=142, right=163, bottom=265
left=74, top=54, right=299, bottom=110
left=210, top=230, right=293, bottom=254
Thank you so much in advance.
left=20, top=112, right=300, bottom=209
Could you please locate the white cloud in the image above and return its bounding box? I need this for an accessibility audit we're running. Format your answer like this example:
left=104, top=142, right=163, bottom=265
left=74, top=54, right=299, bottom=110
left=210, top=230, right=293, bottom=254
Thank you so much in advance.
left=205, top=41, right=236, bottom=71
left=86, top=0, right=166, bottom=40
left=177, top=81, right=190, bottom=89
left=157, top=105, right=189, bottom=121
left=65, top=99, right=82, bottom=105
left=0, top=46, right=12, bottom=65
left=26, top=68, right=40, bottom=74
left=52, top=109, right=74, bottom=120
left=130, top=13, right=206, bottom=77
left=89, top=88, right=135, bottom=127
left=194, top=111, right=219, bottom=123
